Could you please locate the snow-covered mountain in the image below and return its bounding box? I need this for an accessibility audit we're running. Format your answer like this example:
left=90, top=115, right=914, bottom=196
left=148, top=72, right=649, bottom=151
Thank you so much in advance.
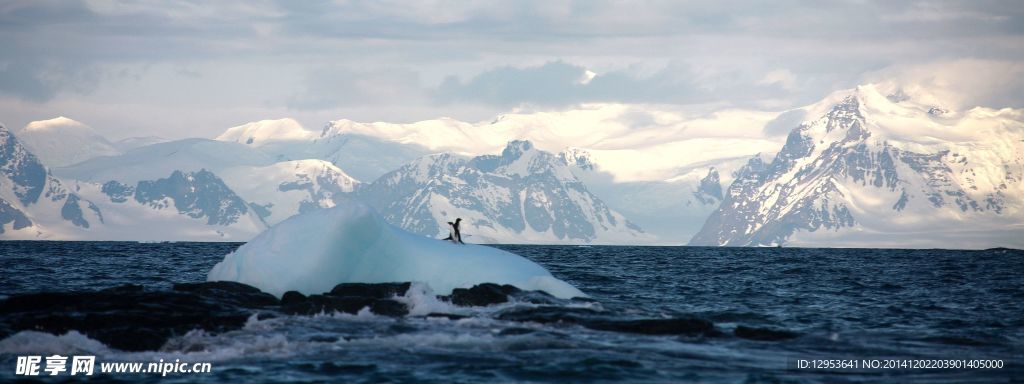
left=96, top=169, right=267, bottom=237
left=216, top=118, right=317, bottom=145
left=15, top=117, right=120, bottom=167
left=12, top=82, right=1023, bottom=247
left=315, top=106, right=782, bottom=184
left=0, top=123, right=266, bottom=240
left=53, top=138, right=277, bottom=183
left=201, top=110, right=785, bottom=244
left=212, top=118, right=430, bottom=183
left=558, top=146, right=749, bottom=243
left=357, top=140, right=649, bottom=244
left=690, top=84, right=1024, bottom=248
left=0, top=121, right=69, bottom=236
left=219, top=160, right=359, bottom=225
left=112, top=136, right=168, bottom=152
left=52, top=137, right=361, bottom=227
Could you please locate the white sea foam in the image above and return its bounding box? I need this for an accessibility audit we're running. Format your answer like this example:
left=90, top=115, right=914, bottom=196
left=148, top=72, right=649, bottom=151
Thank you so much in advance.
left=0, top=331, right=112, bottom=356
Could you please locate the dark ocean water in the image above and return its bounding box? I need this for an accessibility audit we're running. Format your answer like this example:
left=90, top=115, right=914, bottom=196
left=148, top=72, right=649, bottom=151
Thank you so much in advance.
left=0, top=241, right=1022, bottom=383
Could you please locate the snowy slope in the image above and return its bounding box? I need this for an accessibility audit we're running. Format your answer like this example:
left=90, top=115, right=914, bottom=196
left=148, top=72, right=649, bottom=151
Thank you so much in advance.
left=16, top=117, right=121, bottom=167
left=565, top=151, right=751, bottom=244
left=53, top=138, right=277, bottom=183
left=356, top=140, right=650, bottom=244
left=315, top=106, right=781, bottom=183
left=212, top=106, right=780, bottom=184
left=70, top=170, right=267, bottom=241
left=52, top=137, right=362, bottom=229
left=0, top=123, right=266, bottom=240
left=0, top=122, right=77, bottom=238
left=210, top=109, right=781, bottom=244
left=113, top=136, right=168, bottom=152
left=215, top=118, right=317, bottom=145
left=219, top=159, right=360, bottom=225
left=690, top=84, right=1024, bottom=248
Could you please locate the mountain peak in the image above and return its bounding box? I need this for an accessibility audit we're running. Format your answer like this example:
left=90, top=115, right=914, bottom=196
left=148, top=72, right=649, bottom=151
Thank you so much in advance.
left=216, top=118, right=314, bottom=145
left=558, top=147, right=595, bottom=171
left=691, top=83, right=1024, bottom=248
left=15, top=117, right=119, bottom=168
left=22, top=116, right=90, bottom=133
left=357, top=140, right=647, bottom=244
left=501, top=140, right=535, bottom=160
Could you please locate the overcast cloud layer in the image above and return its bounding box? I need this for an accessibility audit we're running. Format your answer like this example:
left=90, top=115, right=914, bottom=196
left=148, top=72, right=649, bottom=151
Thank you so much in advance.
left=1, top=0, right=1022, bottom=139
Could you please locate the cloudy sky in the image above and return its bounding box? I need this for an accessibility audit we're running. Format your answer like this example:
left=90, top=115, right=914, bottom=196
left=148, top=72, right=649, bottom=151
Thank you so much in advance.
left=1, top=0, right=1022, bottom=140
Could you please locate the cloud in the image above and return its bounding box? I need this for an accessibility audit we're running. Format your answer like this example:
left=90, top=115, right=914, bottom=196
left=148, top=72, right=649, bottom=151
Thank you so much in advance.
left=436, top=61, right=595, bottom=107
left=862, top=59, right=1024, bottom=110
left=0, top=60, right=60, bottom=102
left=0, top=60, right=102, bottom=102
left=435, top=61, right=804, bottom=108
left=288, top=66, right=423, bottom=110
left=757, top=69, right=797, bottom=91
left=762, top=109, right=807, bottom=137
left=0, top=1, right=1022, bottom=138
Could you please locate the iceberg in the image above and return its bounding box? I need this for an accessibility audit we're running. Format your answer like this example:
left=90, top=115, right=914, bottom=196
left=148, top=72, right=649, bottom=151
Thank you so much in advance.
left=207, top=202, right=585, bottom=299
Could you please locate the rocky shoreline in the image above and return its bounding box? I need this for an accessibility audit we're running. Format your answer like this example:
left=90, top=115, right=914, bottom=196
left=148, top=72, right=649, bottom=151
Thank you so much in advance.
left=0, top=281, right=798, bottom=352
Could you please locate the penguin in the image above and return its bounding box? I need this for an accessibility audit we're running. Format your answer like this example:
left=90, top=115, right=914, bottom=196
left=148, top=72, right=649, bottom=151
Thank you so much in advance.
left=440, top=218, right=465, bottom=244
left=452, top=218, right=464, bottom=244
left=442, top=221, right=456, bottom=242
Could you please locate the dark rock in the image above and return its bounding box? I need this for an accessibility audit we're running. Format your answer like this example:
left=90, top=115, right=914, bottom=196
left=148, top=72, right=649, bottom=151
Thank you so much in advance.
left=425, top=313, right=469, bottom=320
left=172, top=281, right=279, bottom=308
left=101, top=180, right=134, bottom=203
left=733, top=325, right=799, bottom=341
left=449, top=283, right=521, bottom=306
left=281, top=291, right=307, bottom=305
left=288, top=294, right=370, bottom=315
left=368, top=299, right=409, bottom=317
left=280, top=291, right=313, bottom=314
left=0, top=281, right=601, bottom=352
left=99, top=284, right=145, bottom=293
left=134, top=169, right=251, bottom=226
left=509, top=289, right=560, bottom=305
left=498, top=327, right=537, bottom=336
left=497, top=306, right=719, bottom=337
left=0, top=198, right=32, bottom=234
left=584, top=317, right=718, bottom=336
left=497, top=306, right=603, bottom=324
left=307, top=335, right=341, bottom=343
left=329, top=282, right=411, bottom=299
left=0, top=287, right=261, bottom=351
left=281, top=293, right=408, bottom=317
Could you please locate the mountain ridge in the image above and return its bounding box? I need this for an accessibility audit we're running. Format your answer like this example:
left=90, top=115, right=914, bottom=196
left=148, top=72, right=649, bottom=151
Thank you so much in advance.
left=689, top=85, right=1024, bottom=248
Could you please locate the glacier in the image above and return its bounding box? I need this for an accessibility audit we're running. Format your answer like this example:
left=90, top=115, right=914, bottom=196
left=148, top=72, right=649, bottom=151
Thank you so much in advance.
left=206, top=202, right=586, bottom=299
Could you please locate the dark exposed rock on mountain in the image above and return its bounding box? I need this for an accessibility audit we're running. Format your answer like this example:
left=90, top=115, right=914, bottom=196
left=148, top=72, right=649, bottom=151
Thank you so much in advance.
left=356, top=140, right=644, bottom=243
left=693, top=167, right=723, bottom=205
left=690, top=88, right=1023, bottom=247
left=1, top=124, right=103, bottom=233
left=133, top=170, right=251, bottom=226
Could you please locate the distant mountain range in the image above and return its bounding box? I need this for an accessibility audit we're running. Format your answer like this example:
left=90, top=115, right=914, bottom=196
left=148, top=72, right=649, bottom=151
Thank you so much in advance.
left=357, top=140, right=648, bottom=244
left=2, top=82, right=1022, bottom=247
left=3, top=121, right=647, bottom=243
left=0, top=126, right=264, bottom=240
left=689, top=85, right=1024, bottom=248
